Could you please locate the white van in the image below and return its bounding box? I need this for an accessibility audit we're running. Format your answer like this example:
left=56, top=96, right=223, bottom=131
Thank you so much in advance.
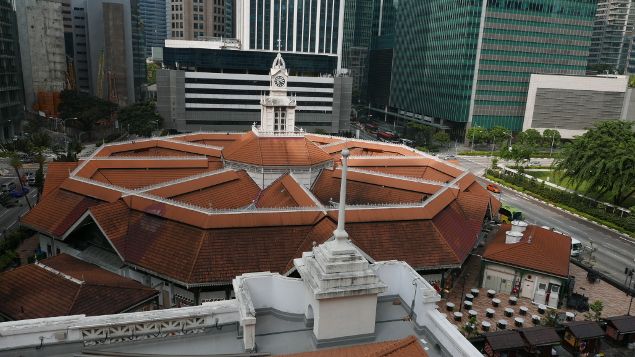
left=570, top=238, right=582, bottom=257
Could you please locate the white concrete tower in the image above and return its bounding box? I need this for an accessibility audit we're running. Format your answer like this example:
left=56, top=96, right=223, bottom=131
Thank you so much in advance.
left=258, top=52, right=297, bottom=133
left=294, top=149, right=387, bottom=345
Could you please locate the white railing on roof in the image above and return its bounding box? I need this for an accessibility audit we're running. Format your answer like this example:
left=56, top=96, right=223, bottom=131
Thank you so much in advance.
left=68, top=175, right=134, bottom=195
left=346, top=167, right=452, bottom=187
left=251, top=125, right=306, bottom=137
left=288, top=172, right=325, bottom=211
left=89, top=156, right=208, bottom=161
left=134, top=168, right=235, bottom=192
left=319, top=140, right=348, bottom=148
left=347, top=155, right=425, bottom=160
left=161, top=138, right=224, bottom=151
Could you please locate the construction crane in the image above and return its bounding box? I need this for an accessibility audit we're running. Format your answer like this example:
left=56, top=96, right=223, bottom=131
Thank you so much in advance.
left=96, top=49, right=105, bottom=98
left=107, top=70, right=119, bottom=105
left=65, top=56, right=77, bottom=91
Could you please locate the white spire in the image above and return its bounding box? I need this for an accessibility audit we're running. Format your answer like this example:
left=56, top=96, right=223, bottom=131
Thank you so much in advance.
left=333, top=148, right=350, bottom=241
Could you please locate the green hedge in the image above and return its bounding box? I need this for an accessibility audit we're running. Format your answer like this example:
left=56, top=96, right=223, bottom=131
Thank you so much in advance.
left=458, top=151, right=556, bottom=158
left=487, top=170, right=635, bottom=237
left=0, top=228, right=34, bottom=271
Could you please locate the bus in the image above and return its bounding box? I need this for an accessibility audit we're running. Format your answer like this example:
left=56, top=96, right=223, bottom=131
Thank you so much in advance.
left=499, top=204, right=523, bottom=223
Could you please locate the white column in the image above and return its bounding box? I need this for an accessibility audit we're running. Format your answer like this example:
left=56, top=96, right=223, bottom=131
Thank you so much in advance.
left=333, top=148, right=349, bottom=240
left=270, top=0, right=275, bottom=51
left=314, top=0, right=321, bottom=53
left=336, top=0, right=345, bottom=70
left=292, top=0, right=298, bottom=52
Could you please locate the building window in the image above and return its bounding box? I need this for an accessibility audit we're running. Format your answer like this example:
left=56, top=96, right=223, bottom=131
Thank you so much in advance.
left=47, top=244, right=52, bottom=256
left=274, top=108, right=286, bottom=132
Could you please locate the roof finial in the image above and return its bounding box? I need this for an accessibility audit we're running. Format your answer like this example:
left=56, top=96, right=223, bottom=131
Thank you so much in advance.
left=333, top=148, right=350, bottom=241
left=276, top=38, right=282, bottom=51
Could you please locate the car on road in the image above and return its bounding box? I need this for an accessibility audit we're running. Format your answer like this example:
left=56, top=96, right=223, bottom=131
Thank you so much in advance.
left=10, top=187, right=29, bottom=198
left=487, top=184, right=501, bottom=193
left=570, top=238, right=582, bottom=257
left=1, top=181, right=16, bottom=193
left=529, top=161, right=541, bottom=166
left=444, top=154, right=456, bottom=160
left=400, top=138, right=414, bottom=147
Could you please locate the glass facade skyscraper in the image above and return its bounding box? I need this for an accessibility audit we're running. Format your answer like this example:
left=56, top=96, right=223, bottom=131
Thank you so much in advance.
left=588, top=0, right=635, bottom=74
left=0, top=0, right=23, bottom=141
left=388, top=0, right=596, bottom=133
left=139, top=0, right=166, bottom=57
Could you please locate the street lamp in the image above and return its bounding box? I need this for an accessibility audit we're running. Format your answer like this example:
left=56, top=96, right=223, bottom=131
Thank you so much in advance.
left=626, top=262, right=635, bottom=315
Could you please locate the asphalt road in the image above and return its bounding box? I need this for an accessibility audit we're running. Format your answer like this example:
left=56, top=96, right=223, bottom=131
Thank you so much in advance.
left=458, top=156, right=635, bottom=287
left=0, top=188, right=38, bottom=238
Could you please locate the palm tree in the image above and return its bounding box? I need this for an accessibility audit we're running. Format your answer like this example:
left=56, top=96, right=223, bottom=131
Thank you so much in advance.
left=9, top=154, right=32, bottom=210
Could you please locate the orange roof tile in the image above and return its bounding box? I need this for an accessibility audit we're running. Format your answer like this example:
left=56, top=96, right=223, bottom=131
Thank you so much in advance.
left=363, top=166, right=455, bottom=183
left=256, top=174, right=318, bottom=208
left=223, top=131, right=333, bottom=166
left=91, top=168, right=209, bottom=189
left=483, top=225, right=571, bottom=277
left=42, top=162, right=77, bottom=197
left=0, top=254, right=157, bottom=320
left=21, top=188, right=102, bottom=237
left=312, top=169, right=426, bottom=205
left=278, top=335, right=428, bottom=357
left=432, top=201, right=481, bottom=264
left=171, top=171, right=260, bottom=209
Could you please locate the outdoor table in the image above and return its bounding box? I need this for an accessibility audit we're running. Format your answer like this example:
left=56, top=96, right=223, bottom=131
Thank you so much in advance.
left=468, top=309, right=478, bottom=318
left=464, top=300, right=473, bottom=310
left=497, top=319, right=508, bottom=330
left=514, top=317, right=524, bottom=327
left=531, top=315, right=541, bottom=325
left=481, top=321, right=491, bottom=331
left=565, top=311, right=575, bottom=321
left=486, top=308, right=495, bottom=318
left=465, top=293, right=474, bottom=302
left=509, top=296, right=518, bottom=305
left=446, top=302, right=455, bottom=312
left=470, top=288, right=479, bottom=297
left=519, top=306, right=528, bottom=315
left=453, top=312, right=463, bottom=321
left=492, top=298, right=501, bottom=307
left=538, top=304, right=546, bottom=314
left=487, top=289, right=496, bottom=298
left=504, top=307, right=514, bottom=317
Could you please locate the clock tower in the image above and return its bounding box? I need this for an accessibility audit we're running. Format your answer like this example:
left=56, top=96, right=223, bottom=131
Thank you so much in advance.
left=258, top=52, right=297, bottom=134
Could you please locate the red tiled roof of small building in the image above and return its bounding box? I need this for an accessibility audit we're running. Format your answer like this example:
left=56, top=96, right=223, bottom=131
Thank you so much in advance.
left=483, top=224, right=572, bottom=277
left=278, top=335, right=428, bottom=357
left=0, top=254, right=157, bottom=320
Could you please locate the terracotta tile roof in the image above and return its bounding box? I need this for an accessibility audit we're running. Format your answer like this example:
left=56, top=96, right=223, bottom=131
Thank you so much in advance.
left=256, top=174, right=318, bottom=208
left=118, top=212, right=332, bottom=284
left=89, top=200, right=131, bottom=254
left=91, top=168, right=209, bottom=189
left=96, top=139, right=222, bottom=158
left=21, top=188, right=102, bottom=237
left=348, top=220, right=460, bottom=269
left=173, top=132, right=243, bottom=147
left=42, top=162, right=77, bottom=197
left=365, top=166, right=455, bottom=183
left=278, top=335, right=428, bottom=357
left=312, top=169, right=426, bottom=205
left=320, top=141, right=416, bottom=157
left=0, top=254, right=157, bottom=320
left=170, top=170, right=260, bottom=209
left=223, top=131, right=333, bottom=166
left=432, top=201, right=481, bottom=264
left=483, top=225, right=571, bottom=277
left=111, top=147, right=199, bottom=157
left=456, top=191, right=490, bottom=223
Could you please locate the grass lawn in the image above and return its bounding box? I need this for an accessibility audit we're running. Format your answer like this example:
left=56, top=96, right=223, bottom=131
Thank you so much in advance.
left=525, top=170, right=635, bottom=208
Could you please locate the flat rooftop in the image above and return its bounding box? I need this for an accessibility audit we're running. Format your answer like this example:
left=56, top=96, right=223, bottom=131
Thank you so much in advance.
left=77, top=300, right=441, bottom=357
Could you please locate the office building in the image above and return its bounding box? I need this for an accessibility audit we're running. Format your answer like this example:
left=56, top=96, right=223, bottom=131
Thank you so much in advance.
left=588, top=0, right=635, bottom=73
left=225, top=0, right=234, bottom=38
left=234, top=0, right=345, bottom=70
left=524, top=74, right=635, bottom=139
left=341, top=0, right=375, bottom=101
left=367, top=0, right=397, bottom=109
left=15, top=0, right=67, bottom=115
left=381, top=1, right=597, bottom=134
left=156, top=40, right=351, bottom=133
left=168, top=0, right=228, bottom=40
left=131, top=0, right=148, bottom=101
left=139, top=0, right=167, bottom=57
left=0, top=0, right=23, bottom=142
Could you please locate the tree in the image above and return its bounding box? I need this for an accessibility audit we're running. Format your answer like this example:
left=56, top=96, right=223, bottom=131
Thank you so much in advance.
left=9, top=154, right=32, bottom=210
left=542, top=129, right=561, bottom=152
left=541, top=308, right=559, bottom=327
left=406, top=122, right=434, bottom=147
left=117, top=102, right=163, bottom=137
left=460, top=316, right=479, bottom=338
left=584, top=300, right=604, bottom=321
left=518, top=128, right=543, bottom=147
left=500, top=143, right=533, bottom=167
left=555, top=120, right=635, bottom=205
left=58, top=90, right=117, bottom=133
left=466, top=126, right=490, bottom=146
left=34, top=151, right=45, bottom=202
left=433, top=131, right=450, bottom=148
left=490, top=126, right=511, bottom=148
left=147, top=62, right=160, bottom=85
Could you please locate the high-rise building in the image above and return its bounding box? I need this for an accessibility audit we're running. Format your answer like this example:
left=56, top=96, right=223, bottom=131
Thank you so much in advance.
left=131, top=0, right=148, bottom=101
left=0, top=0, right=23, bottom=141
left=366, top=0, right=397, bottom=110
left=15, top=0, right=67, bottom=115
left=139, top=0, right=167, bottom=57
left=382, top=0, right=597, bottom=134
left=234, top=0, right=345, bottom=69
left=341, top=0, right=375, bottom=102
left=225, top=0, right=234, bottom=38
left=589, top=0, right=635, bottom=74
left=68, top=0, right=91, bottom=93
left=168, top=0, right=227, bottom=40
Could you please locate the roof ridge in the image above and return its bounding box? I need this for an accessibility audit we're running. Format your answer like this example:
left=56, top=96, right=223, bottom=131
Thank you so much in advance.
left=67, top=284, right=84, bottom=315
left=430, top=219, right=461, bottom=264
left=83, top=282, right=156, bottom=291
left=188, top=230, right=209, bottom=282
left=372, top=335, right=419, bottom=357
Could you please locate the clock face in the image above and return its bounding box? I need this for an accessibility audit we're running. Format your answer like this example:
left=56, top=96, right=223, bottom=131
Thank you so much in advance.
left=274, top=75, right=286, bottom=87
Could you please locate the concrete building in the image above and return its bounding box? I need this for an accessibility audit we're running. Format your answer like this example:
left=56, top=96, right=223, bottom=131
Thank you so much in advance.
left=375, top=0, right=597, bottom=135
left=589, top=0, right=635, bottom=74
left=0, top=0, right=23, bottom=142
left=156, top=41, right=351, bottom=133
left=167, top=0, right=228, bottom=40
left=523, top=74, right=635, bottom=139
left=139, top=0, right=167, bottom=57
left=15, top=0, right=67, bottom=114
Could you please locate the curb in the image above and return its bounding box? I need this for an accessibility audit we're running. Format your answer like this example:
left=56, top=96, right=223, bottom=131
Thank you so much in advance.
left=481, top=176, right=634, bottom=242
